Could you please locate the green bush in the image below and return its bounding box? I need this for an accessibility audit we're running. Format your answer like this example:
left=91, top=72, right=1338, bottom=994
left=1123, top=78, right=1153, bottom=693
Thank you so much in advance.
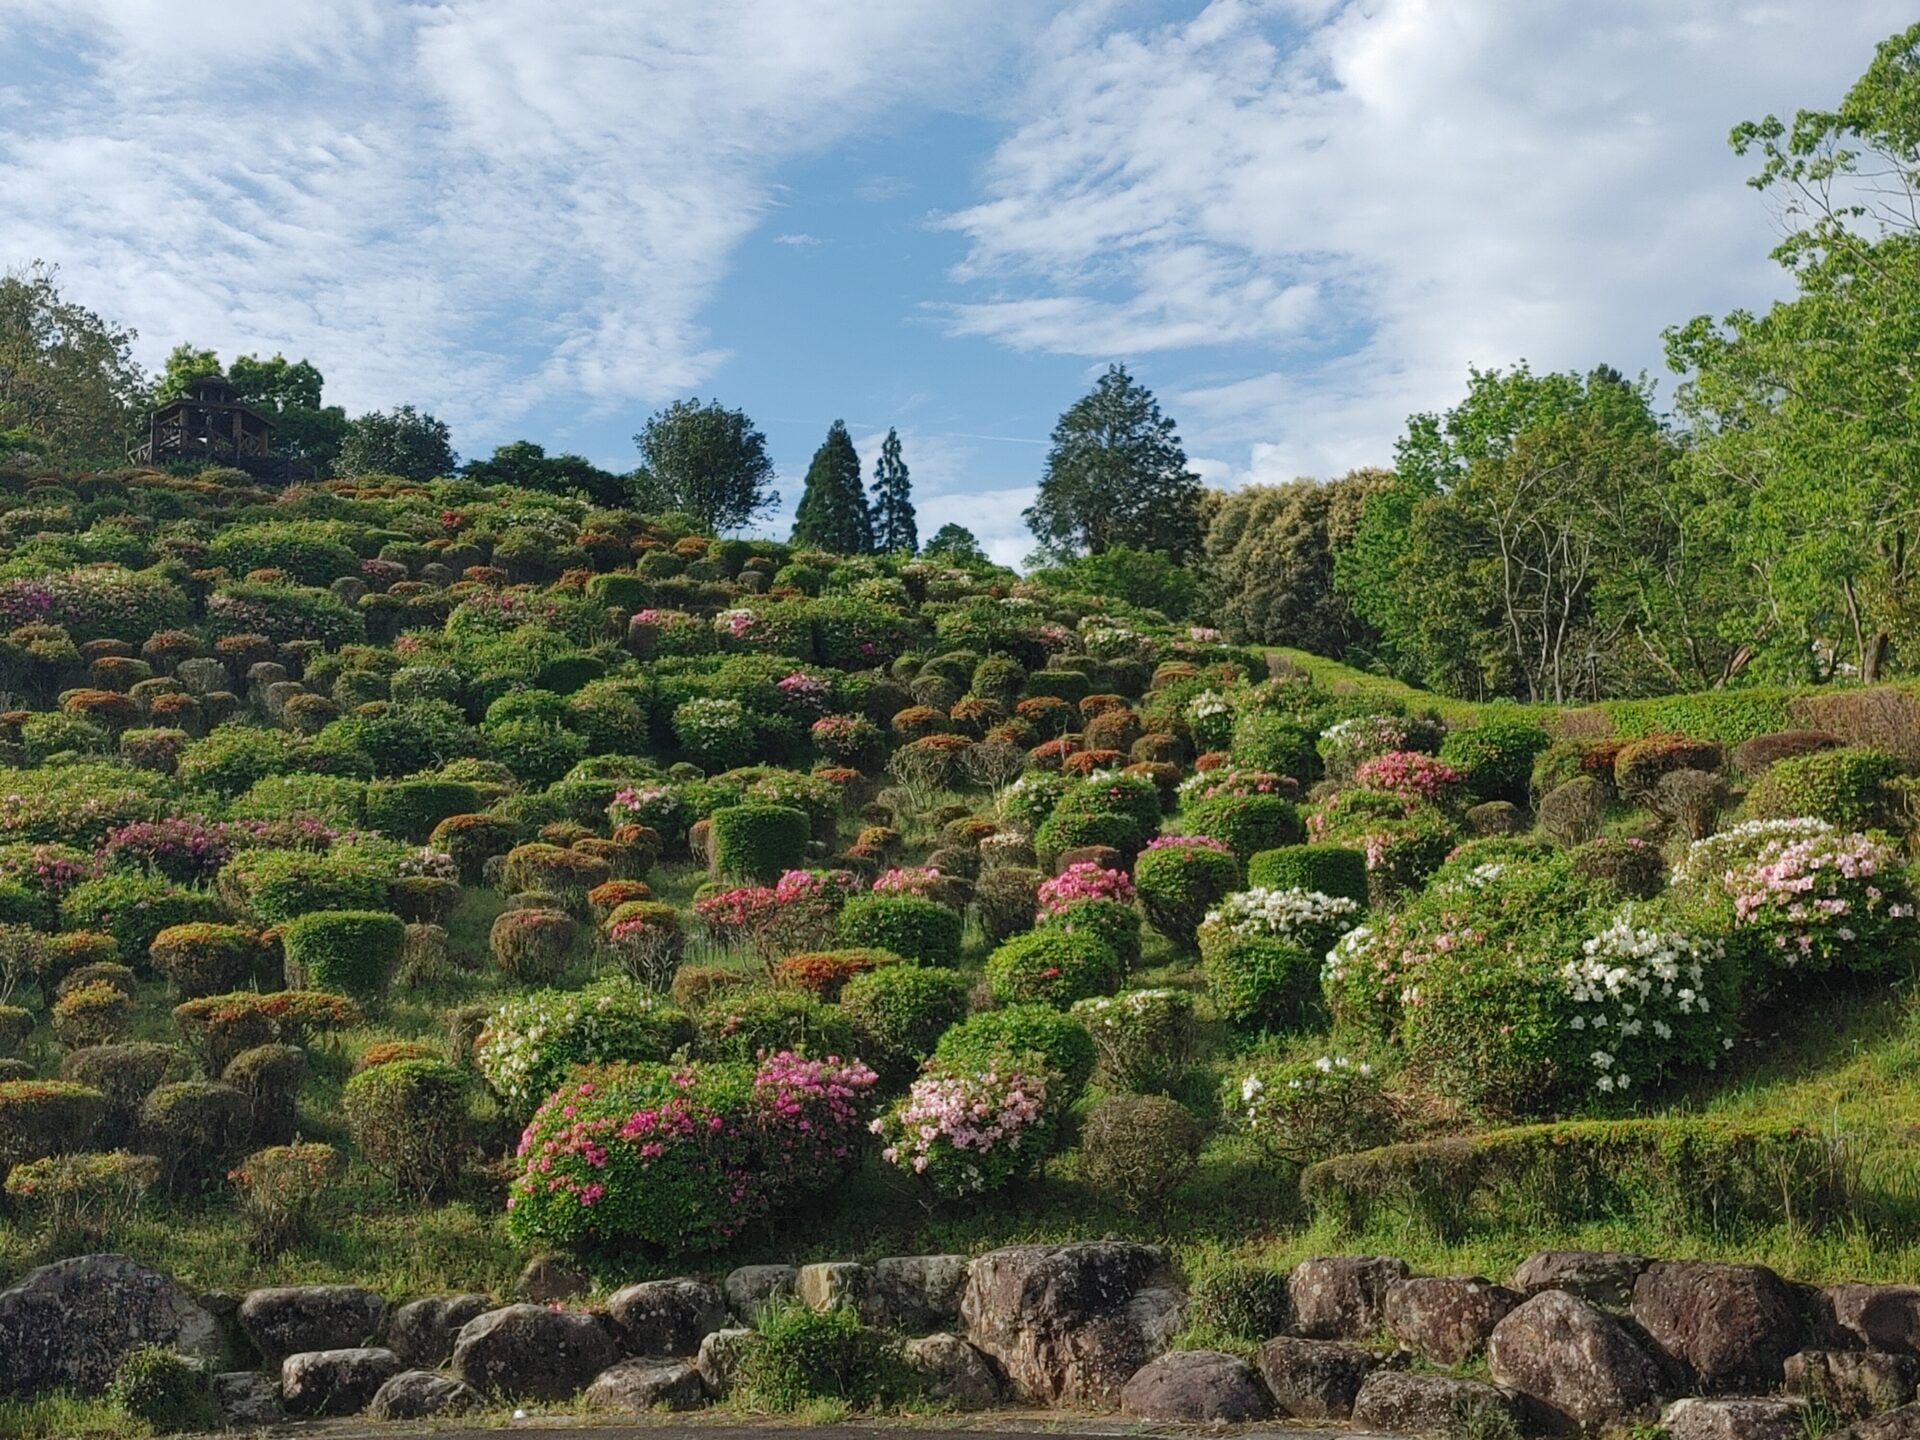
left=281, top=910, right=404, bottom=998
left=1078, top=1093, right=1202, bottom=1216
left=1746, top=745, right=1906, bottom=830
left=709, top=803, right=810, bottom=882
left=973, top=865, right=1043, bottom=944
left=51, top=979, right=134, bottom=1048
left=0, top=1079, right=106, bottom=1167
left=1033, top=808, right=1143, bottom=868
left=221, top=1043, right=307, bottom=1146
left=1070, top=988, right=1195, bottom=1094
left=1230, top=713, right=1319, bottom=782
left=1246, top=844, right=1368, bottom=907
left=1599, top=688, right=1796, bottom=743
left=148, top=923, right=258, bottom=999
left=140, top=1080, right=249, bottom=1193
left=1203, top=936, right=1321, bottom=1033
left=489, top=718, right=588, bottom=788
left=107, top=1344, right=216, bottom=1434
left=363, top=778, right=481, bottom=841
left=1133, top=839, right=1241, bottom=950
left=59, top=1043, right=190, bottom=1145
left=488, top=907, right=580, bottom=983
left=429, top=813, right=523, bottom=883
left=1612, top=735, right=1723, bottom=800
left=696, top=987, right=856, bottom=1063
left=839, top=964, right=970, bottom=1079
left=1037, top=896, right=1141, bottom=971
left=934, top=1004, right=1095, bottom=1106
left=342, top=1057, right=468, bottom=1198
left=59, top=873, right=223, bottom=964
left=1054, top=771, right=1162, bottom=835
left=735, top=1300, right=919, bottom=1412
left=216, top=846, right=392, bottom=925
left=984, top=927, right=1122, bottom=1008
left=1182, top=792, right=1302, bottom=860
left=1437, top=712, right=1552, bottom=805
left=1190, top=1265, right=1292, bottom=1343
left=1301, top=1118, right=1848, bottom=1240
left=474, top=979, right=694, bottom=1115
left=230, top=772, right=368, bottom=827
left=836, top=894, right=963, bottom=966
left=499, top=842, right=610, bottom=908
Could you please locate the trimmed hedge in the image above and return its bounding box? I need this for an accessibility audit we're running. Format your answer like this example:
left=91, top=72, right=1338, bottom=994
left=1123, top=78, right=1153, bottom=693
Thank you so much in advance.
left=1302, top=1118, right=1852, bottom=1240
left=363, top=778, right=482, bottom=841
left=1182, top=793, right=1301, bottom=860
left=836, top=894, right=963, bottom=967
left=280, top=910, right=405, bottom=998
left=1746, top=745, right=1907, bottom=831
left=840, top=964, right=970, bottom=1079
left=0, top=1079, right=106, bottom=1167
left=709, top=803, right=810, bottom=883
left=1600, top=688, right=1798, bottom=744
left=1246, top=845, right=1368, bottom=907
left=1133, top=841, right=1241, bottom=950
left=984, top=927, right=1122, bottom=1009
left=933, top=1004, right=1096, bottom=1108
left=342, top=1057, right=468, bottom=1198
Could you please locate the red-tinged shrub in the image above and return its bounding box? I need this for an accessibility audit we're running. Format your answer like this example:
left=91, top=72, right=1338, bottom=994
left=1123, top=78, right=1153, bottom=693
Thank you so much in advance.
left=771, top=947, right=902, bottom=1000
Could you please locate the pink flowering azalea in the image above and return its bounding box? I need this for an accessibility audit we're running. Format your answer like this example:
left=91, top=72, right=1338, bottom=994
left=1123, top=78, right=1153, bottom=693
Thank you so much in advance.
left=1037, top=862, right=1136, bottom=916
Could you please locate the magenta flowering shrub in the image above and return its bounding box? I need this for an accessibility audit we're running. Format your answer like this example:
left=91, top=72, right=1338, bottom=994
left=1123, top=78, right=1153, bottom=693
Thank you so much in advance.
left=1714, top=829, right=1918, bottom=979
left=98, top=818, right=253, bottom=884
left=694, top=869, right=860, bottom=959
left=809, top=713, right=882, bottom=766
left=871, top=1063, right=1053, bottom=1198
left=608, top=783, right=690, bottom=839
left=776, top=671, right=832, bottom=712
left=1352, top=751, right=1467, bottom=806
left=0, top=842, right=94, bottom=900
left=1036, top=862, right=1137, bottom=917
left=505, top=1051, right=878, bottom=1252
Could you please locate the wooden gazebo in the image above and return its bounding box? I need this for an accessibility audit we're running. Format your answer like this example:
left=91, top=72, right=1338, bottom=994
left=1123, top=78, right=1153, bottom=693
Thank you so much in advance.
left=130, top=376, right=304, bottom=480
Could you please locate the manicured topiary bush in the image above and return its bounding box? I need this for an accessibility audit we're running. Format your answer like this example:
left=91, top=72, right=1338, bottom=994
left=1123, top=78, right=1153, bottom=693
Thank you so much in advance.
left=1078, top=1093, right=1202, bottom=1216
left=1182, top=792, right=1302, bottom=860
left=1437, top=712, right=1552, bottom=805
left=140, top=1079, right=250, bottom=1193
left=428, top=813, right=523, bottom=883
left=475, top=979, right=694, bottom=1116
left=1133, top=836, right=1241, bottom=950
left=1033, top=808, right=1142, bottom=868
left=934, top=1004, right=1096, bottom=1106
left=984, top=927, right=1122, bottom=1009
left=107, top=1344, right=217, bottom=1435
left=1202, top=937, right=1322, bottom=1033
left=0, top=1079, right=106, bottom=1167
left=281, top=910, right=405, bottom=998
left=1612, top=735, right=1724, bottom=801
left=1246, top=844, right=1369, bottom=908
left=363, top=778, right=482, bottom=841
left=709, top=803, right=810, bottom=883
left=148, top=923, right=259, bottom=999
left=839, top=963, right=970, bottom=1079
left=1746, top=745, right=1907, bottom=831
left=1230, top=713, right=1318, bottom=782
left=343, top=1057, right=469, bottom=1198
left=695, top=987, right=857, bottom=1063
left=1070, top=988, right=1195, bottom=1094
left=488, top=907, right=580, bottom=984
left=216, top=846, right=392, bottom=926
left=59, top=873, right=225, bottom=964
left=770, top=948, right=900, bottom=1000
left=52, top=979, right=134, bottom=1048
left=835, top=893, right=963, bottom=966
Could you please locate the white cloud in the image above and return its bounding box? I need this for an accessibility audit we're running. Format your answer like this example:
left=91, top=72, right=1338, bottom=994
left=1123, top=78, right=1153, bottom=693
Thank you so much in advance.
left=0, top=1, right=1045, bottom=431
left=939, top=0, right=1919, bottom=480
left=773, top=233, right=825, bottom=247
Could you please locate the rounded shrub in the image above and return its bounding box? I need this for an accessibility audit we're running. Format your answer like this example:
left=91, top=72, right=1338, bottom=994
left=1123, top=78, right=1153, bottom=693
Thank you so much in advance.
left=0, top=1079, right=106, bottom=1167
left=770, top=948, right=900, bottom=1000
left=429, top=813, right=523, bottom=883
left=59, top=873, right=225, bottom=963
left=1203, top=937, right=1321, bottom=1033
left=59, top=1043, right=191, bottom=1144
left=107, top=1344, right=216, bottom=1435
left=149, top=923, right=259, bottom=999
left=1078, top=1093, right=1202, bottom=1216
left=221, top=1043, right=307, bottom=1146
left=934, top=1004, right=1095, bottom=1106
left=0, top=1005, right=30, bottom=1058
left=1070, top=988, right=1196, bottom=1094
left=364, top=778, right=482, bottom=841
left=1612, top=735, right=1724, bottom=801
left=1230, top=713, right=1319, bottom=782
left=216, top=847, right=391, bottom=926
left=1133, top=837, right=1241, bottom=950
left=1037, top=897, right=1142, bottom=972
left=709, top=803, right=810, bottom=883
left=140, top=1080, right=250, bottom=1193
left=1437, top=713, right=1552, bottom=805
left=1182, top=792, right=1302, bottom=860
left=696, top=987, right=857, bottom=1063
left=836, top=893, right=963, bottom=966
left=52, top=980, right=134, bottom=1048
left=840, top=964, right=970, bottom=1079
left=488, top=907, right=580, bottom=984
left=1746, top=745, right=1906, bottom=831
left=984, top=927, right=1122, bottom=1009
left=343, top=1057, right=468, bottom=1198
left=475, top=979, right=694, bottom=1115
left=1033, top=809, right=1143, bottom=868
left=499, top=842, right=611, bottom=910
left=1246, top=844, right=1369, bottom=908
left=281, top=910, right=405, bottom=998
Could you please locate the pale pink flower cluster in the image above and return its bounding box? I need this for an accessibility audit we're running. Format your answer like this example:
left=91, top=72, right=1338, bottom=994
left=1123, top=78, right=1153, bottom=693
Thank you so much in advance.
left=1037, top=862, right=1136, bottom=916
left=1353, top=750, right=1466, bottom=803
left=1725, top=829, right=1915, bottom=965
left=872, top=1067, right=1048, bottom=1191
left=872, top=865, right=943, bottom=897
left=777, top=671, right=831, bottom=708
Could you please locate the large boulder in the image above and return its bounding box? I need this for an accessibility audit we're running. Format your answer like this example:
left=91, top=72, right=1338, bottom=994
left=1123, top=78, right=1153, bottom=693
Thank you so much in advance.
left=368, top=1369, right=483, bottom=1420
left=1487, top=1290, right=1663, bottom=1431
left=725, top=1264, right=798, bottom=1322
left=1821, top=1286, right=1920, bottom=1358
left=1663, top=1396, right=1808, bottom=1440
left=902, top=1334, right=1002, bottom=1411
left=1352, top=1370, right=1527, bottom=1433
left=696, top=1328, right=755, bottom=1399
left=1845, top=1405, right=1920, bottom=1438
left=451, top=1303, right=620, bottom=1401
left=1289, top=1255, right=1408, bottom=1341
left=583, top=1357, right=707, bottom=1412
left=1787, top=1350, right=1920, bottom=1421
left=1121, top=1349, right=1271, bottom=1422
left=212, top=1370, right=283, bottom=1428
left=0, top=1254, right=225, bottom=1396
left=515, top=1252, right=590, bottom=1303
left=870, top=1255, right=970, bottom=1332
left=1257, top=1336, right=1396, bottom=1420
left=1386, top=1275, right=1521, bottom=1366
left=1512, top=1250, right=1651, bottom=1309
left=238, top=1284, right=385, bottom=1366
left=279, top=1347, right=403, bottom=1417
left=605, top=1279, right=727, bottom=1357
left=386, top=1293, right=491, bottom=1368
left=796, top=1261, right=869, bottom=1314
left=1633, top=1260, right=1803, bottom=1392
left=960, top=1242, right=1184, bottom=1407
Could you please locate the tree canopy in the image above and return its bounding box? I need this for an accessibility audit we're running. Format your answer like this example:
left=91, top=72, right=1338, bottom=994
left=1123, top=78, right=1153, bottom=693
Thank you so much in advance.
left=632, top=398, right=779, bottom=534
left=338, top=404, right=457, bottom=481
left=463, top=440, right=625, bottom=507
left=923, top=523, right=988, bottom=566
left=791, top=419, right=872, bottom=553
left=0, top=262, right=145, bottom=469
left=156, top=344, right=348, bottom=470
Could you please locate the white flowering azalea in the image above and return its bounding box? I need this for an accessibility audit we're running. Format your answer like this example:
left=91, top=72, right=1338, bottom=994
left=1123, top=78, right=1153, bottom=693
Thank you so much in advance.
left=1562, top=907, right=1733, bottom=1095
left=1669, top=816, right=1834, bottom=891
left=1202, top=886, right=1363, bottom=954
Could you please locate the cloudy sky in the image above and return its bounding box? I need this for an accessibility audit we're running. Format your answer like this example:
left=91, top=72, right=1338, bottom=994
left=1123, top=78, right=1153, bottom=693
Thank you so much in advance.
left=0, top=1, right=1906, bottom=562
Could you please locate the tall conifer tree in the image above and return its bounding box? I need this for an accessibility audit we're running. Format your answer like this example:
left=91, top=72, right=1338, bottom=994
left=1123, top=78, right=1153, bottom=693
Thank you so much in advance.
left=791, top=419, right=872, bottom=553
left=869, top=426, right=917, bottom=553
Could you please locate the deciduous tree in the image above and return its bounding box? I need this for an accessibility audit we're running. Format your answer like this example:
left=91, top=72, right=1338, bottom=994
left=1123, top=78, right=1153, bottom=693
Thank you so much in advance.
left=0, top=262, right=145, bottom=469
left=631, top=397, right=778, bottom=533
left=338, top=405, right=455, bottom=481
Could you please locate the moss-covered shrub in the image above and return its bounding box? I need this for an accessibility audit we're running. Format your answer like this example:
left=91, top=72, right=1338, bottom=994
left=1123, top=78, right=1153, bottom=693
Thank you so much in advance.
left=281, top=910, right=404, bottom=998
left=1245, top=844, right=1368, bottom=908
left=342, top=1057, right=468, bottom=1198
left=1078, top=1093, right=1202, bottom=1216
left=709, top=803, right=810, bottom=883
left=934, top=1004, right=1095, bottom=1107
left=835, top=894, right=963, bottom=966
left=0, top=1079, right=105, bottom=1167
left=148, top=923, right=259, bottom=999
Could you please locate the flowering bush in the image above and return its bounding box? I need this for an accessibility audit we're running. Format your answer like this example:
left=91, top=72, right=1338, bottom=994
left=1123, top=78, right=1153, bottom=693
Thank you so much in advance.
left=1202, top=885, right=1362, bottom=956
left=476, top=979, right=695, bottom=1115
left=506, top=1052, right=878, bottom=1251
left=1352, top=751, right=1467, bottom=806
left=871, top=1064, right=1052, bottom=1199
left=673, top=697, right=757, bottom=771
left=999, top=771, right=1069, bottom=831
left=609, top=782, right=691, bottom=840
left=1070, top=988, right=1194, bottom=1093
left=1177, top=765, right=1297, bottom=806
left=810, top=713, right=882, bottom=767
left=872, top=865, right=944, bottom=898
left=1184, top=690, right=1235, bottom=752
left=776, top=671, right=832, bottom=713
left=1317, top=714, right=1443, bottom=779
left=97, top=818, right=250, bottom=884
left=1668, top=817, right=1834, bottom=891
left=695, top=869, right=858, bottom=959
left=1037, top=862, right=1136, bottom=916
left=1713, top=829, right=1918, bottom=980
left=1562, top=908, right=1736, bottom=1096
left=1224, top=1055, right=1395, bottom=1165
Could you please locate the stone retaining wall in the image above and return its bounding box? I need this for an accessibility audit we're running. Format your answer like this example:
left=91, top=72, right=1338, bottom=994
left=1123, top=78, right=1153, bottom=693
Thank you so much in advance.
left=1, top=1245, right=1917, bottom=1436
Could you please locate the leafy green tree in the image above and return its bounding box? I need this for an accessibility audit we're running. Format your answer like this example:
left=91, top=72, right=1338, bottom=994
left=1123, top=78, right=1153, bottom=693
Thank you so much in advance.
left=0, top=262, right=145, bottom=469
left=1033, top=545, right=1199, bottom=620
left=1666, top=22, right=1920, bottom=682
left=631, top=397, right=778, bottom=533
left=338, top=405, right=456, bottom=481
left=1203, top=470, right=1386, bottom=653
left=791, top=419, right=872, bottom=553
left=923, top=523, right=988, bottom=566
left=869, top=427, right=917, bottom=553
left=1025, top=363, right=1202, bottom=561
left=464, top=439, right=625, bottom=506
left=154, top=344, right=222, bottom=401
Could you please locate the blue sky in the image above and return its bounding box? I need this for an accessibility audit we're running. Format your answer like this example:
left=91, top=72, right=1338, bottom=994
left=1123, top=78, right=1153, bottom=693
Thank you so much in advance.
left=0, top=1, right=1912, bottom=563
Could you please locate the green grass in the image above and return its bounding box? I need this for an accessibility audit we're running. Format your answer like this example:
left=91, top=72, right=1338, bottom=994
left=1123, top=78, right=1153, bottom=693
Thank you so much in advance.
left=0, top=1393, right=146, bottom=1439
